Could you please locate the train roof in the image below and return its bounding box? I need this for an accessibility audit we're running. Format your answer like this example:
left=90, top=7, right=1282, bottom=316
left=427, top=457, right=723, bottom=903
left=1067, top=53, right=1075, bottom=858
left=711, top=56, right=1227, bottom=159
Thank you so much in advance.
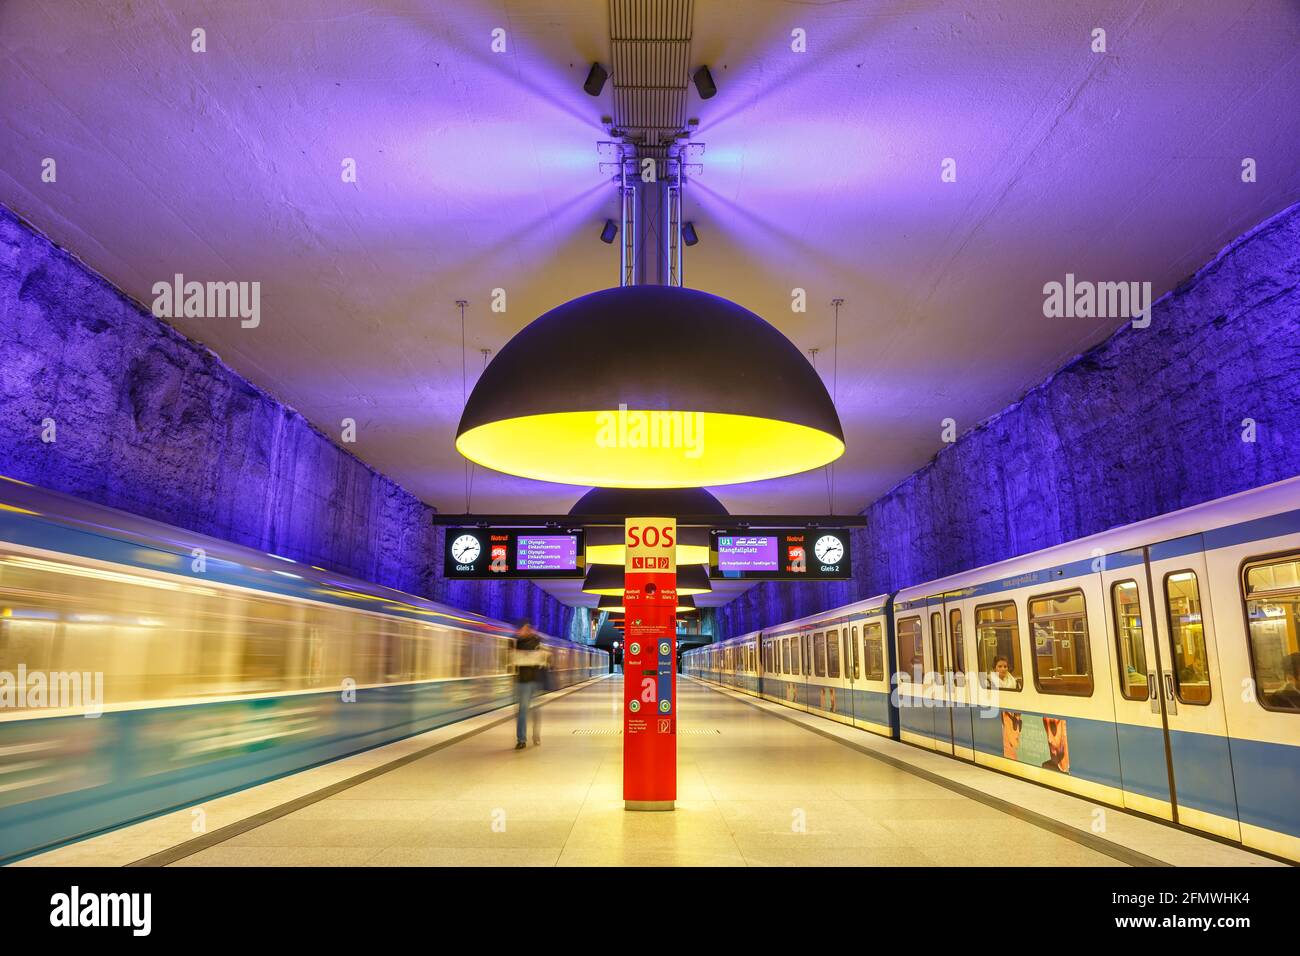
left=688, top=475, right=1300, bottom=648
left=893, top=473, right=1300, bottom=603
left=697, top=592, right=893, bottom=648
left=0, top=474, right=581, bottom=644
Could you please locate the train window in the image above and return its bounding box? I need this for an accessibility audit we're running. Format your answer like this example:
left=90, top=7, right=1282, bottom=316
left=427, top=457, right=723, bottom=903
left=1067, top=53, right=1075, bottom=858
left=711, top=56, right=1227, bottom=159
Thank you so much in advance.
left=1166, top=571, right=1210, bottom=705
left=1027, top=590, right=1093, bottom=696
left=1111, top=580, right=1150, bottom=701
left=850, top=626, right=860, bottom=679
left=930, top=611, right=948, bottom=679
left=1242, top=555, right=1300, bottom=713
left=813, top=632, right=827, bottom=677
left=804, top=634, right=813, bottom=676
left=863, top=622, right=885, bottom=681
left=791, top=636, right=802, bottom=676
left=896, top=616, right=924, bottom=683
left=826, top=629, right=841, bottom=678
left=975, top=602, right=1023, bottom=691
left=949, top=609, right=966, bottom=681
left=782, top=638, right=791, bottom=674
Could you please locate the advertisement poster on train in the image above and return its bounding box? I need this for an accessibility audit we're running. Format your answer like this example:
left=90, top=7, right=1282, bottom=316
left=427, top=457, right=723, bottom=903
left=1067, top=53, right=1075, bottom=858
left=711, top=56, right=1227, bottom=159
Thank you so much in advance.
left=1001, top=712, right=1070, bottom=773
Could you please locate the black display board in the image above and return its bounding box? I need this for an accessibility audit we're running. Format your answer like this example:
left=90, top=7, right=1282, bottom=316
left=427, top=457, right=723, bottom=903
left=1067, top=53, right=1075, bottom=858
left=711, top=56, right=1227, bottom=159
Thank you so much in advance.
left=444, top=528, right=586, bottom=579
left=709, top=528, right=851, bottom=580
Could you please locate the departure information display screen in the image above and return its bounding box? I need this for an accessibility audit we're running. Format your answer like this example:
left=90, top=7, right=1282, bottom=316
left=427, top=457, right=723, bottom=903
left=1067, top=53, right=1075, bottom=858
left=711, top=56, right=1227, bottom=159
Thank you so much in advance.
left=444, top=528, right=585, bottom=579
left=710, top=528, right=851, bottom=580
left=516, top=535, right=579, bottom=572
left=716, top=535, right=780, bottom=573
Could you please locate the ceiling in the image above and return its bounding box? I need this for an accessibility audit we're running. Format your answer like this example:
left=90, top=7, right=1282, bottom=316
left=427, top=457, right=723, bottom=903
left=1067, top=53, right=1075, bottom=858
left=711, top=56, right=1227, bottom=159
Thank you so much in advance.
left=3, top=0, right=1298, bottom=609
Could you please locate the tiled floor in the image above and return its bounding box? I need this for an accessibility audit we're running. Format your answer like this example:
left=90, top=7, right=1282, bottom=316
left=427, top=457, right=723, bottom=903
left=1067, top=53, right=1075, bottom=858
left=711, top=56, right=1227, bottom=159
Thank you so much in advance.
left=164, top=676, right=1137, bottom=867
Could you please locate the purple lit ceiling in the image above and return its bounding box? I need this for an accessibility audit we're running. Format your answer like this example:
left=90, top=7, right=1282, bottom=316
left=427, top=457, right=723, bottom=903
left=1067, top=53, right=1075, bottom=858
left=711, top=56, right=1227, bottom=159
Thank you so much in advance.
left=2, top=1, right=1299, bottom=611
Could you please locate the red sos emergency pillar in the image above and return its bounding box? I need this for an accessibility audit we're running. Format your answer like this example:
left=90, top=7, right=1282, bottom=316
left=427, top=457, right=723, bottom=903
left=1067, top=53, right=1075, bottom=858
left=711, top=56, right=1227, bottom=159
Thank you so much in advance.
left=622, top=517, right=677, bottom=811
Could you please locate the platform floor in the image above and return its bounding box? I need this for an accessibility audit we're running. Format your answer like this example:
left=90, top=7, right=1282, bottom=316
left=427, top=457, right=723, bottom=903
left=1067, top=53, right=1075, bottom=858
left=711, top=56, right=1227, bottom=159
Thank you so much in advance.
left=15, top=674, right=1282, bottom=867
left=174, top=676, right=1127, bottom=867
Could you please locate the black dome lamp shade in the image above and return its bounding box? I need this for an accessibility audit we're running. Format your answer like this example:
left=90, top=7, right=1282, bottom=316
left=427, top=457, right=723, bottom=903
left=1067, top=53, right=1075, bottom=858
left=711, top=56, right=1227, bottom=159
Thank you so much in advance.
left=599, top=594, right=697, bottom=614
left=583, top=563, right=712, bottom=596
left=570, top=487, right=726, bottom=566
left=568, top=486, right=728, bottom=518
left=455, top=286, right=845, bottom=487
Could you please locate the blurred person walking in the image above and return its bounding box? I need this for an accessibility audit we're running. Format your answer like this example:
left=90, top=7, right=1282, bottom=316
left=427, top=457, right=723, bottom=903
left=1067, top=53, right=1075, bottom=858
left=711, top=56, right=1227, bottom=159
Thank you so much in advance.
left=512, top=621, right=549, bottom=750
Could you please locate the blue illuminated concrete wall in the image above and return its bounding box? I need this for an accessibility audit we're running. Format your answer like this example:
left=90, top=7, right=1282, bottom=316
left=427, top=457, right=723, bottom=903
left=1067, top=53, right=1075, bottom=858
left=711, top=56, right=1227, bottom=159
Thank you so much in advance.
left=718, top=200, right=1300, bottom=639
left=0, top=205, right=571, bottom=635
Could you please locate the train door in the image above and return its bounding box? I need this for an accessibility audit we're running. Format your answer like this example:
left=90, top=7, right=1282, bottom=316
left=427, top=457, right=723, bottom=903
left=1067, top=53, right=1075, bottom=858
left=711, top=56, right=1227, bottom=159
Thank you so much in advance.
left=761, top=635, right=772, bottom=701
left=825, top=625, right=851, bottom=724
left=1099, top=551, right=1175, bottom=821
left=1148, top=537, right=1242, bottom=842
left=894, top=605, right=930, bottom=748
left=947, top=602, right=975, bottom=759
left=792, top=629, right=806, bottom=711
left=929, top=600, right=955, bottom=754
left=803, top=629, right=815, bottom=711
left=844, top=623, right=859, bottom=727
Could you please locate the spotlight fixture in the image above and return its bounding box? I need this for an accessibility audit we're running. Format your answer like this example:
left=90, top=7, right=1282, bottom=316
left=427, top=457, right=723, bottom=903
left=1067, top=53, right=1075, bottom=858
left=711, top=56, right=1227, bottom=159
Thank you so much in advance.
left=584, top=62, right=608, bottom=97
left=681, top=221, right=699, bottom=246
left=692, top=65, right=717, bottom=100
left=455, top=286, right=845, bottom=487
left=600, top=219, right=618, bottom=244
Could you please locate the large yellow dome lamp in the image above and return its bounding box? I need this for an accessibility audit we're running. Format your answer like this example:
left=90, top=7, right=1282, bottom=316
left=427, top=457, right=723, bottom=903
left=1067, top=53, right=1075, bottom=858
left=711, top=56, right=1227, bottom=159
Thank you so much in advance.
left=455, top=286, right=845, bottom=487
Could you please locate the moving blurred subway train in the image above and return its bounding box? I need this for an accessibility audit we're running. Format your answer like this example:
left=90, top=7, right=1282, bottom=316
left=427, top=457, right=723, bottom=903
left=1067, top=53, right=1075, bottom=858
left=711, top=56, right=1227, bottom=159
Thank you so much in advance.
left=0, top=476, right=606, bottom=863
left=685, top=477, right=1300, bottom=862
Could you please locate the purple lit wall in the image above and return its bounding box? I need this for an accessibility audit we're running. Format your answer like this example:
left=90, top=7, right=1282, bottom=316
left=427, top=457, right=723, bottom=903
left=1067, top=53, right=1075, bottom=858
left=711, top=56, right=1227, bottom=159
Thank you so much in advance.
left=0, top=205, right=572, bottom=635
left=717, top=200, right=1300, bottom=639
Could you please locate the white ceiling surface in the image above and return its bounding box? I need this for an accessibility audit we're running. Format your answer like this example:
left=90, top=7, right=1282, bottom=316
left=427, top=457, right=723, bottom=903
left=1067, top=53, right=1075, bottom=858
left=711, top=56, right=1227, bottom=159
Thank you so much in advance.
left=2, top=1, right=1298, bottom=609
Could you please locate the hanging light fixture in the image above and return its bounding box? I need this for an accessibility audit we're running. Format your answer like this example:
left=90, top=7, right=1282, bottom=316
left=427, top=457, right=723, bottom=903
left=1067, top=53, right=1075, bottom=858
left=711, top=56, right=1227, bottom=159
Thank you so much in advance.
left=599, top=595, right=696, bottom=614
left=568, top=487, right=726, bottom=566
left=455, top=286, right=844, bottom=487
left=583, top=563, right=712, bottom=596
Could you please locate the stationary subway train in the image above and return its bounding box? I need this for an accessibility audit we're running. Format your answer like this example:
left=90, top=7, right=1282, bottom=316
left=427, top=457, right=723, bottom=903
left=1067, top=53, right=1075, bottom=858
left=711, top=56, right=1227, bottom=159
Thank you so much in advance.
left=685, top=476, right=1300, bottom=861
left=0, top=476, right=606, bottom=863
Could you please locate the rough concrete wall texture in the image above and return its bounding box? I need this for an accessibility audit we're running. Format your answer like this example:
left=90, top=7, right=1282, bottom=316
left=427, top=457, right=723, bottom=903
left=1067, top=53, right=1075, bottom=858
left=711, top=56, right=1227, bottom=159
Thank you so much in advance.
left=0, top=205, right=573, bottom=634
left=718, top=200, right=1300, bottom=640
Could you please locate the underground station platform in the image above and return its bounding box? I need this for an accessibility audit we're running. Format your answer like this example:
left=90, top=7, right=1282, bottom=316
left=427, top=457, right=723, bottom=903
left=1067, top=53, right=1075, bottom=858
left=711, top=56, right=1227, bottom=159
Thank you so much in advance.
left=12, top=676, right=1280, bottom=870
left=2, top=0, right=1297, bottom=940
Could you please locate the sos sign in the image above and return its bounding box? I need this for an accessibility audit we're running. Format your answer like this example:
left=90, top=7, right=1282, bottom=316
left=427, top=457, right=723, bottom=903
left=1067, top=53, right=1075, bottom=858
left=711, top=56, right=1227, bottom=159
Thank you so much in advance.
left=625, top=520, right=677, bottom=574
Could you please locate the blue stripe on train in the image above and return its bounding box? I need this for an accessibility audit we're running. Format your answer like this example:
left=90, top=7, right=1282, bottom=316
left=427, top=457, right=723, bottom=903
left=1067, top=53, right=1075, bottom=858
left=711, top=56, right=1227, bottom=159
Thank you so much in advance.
left=699, top=673, right=1300, bottom=843
left=0, top=671, right=603, bottom=864
left=1230, top=736, right=1300, bottom=838
left=754, top=676, right=893, bottom=727
left=966, top=706, right=1300, bottom=838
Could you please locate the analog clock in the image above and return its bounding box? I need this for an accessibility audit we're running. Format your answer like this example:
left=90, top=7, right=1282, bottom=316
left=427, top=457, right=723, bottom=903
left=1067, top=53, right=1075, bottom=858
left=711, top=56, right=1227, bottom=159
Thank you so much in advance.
left=814, top=534, right=844, bottom=564
left=451, top=534, right=482, bottom=564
